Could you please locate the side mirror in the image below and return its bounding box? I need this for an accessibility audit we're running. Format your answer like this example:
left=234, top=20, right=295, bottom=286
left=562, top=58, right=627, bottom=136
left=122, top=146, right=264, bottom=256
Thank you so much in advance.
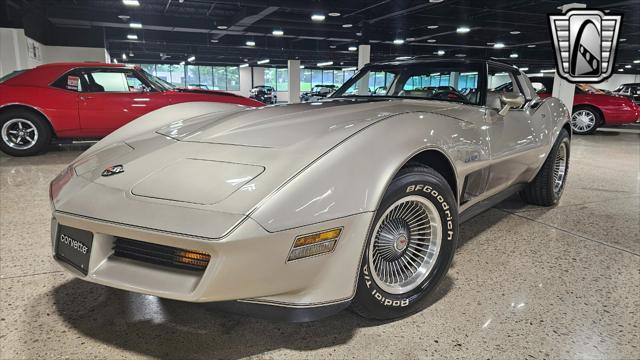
left=498, top=93, right=525, bottom=116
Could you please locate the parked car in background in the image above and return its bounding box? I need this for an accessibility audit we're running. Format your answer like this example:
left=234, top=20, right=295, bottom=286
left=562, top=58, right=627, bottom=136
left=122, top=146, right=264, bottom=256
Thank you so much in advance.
left=529, top=77, right=639, bottom=134
left=300, top=84, right=337, bottom=102
left=611, top=83, right=640, bottom=105
left=249, top=85, right=277, bottom=104
left=0, top=63, right=264, bottom=156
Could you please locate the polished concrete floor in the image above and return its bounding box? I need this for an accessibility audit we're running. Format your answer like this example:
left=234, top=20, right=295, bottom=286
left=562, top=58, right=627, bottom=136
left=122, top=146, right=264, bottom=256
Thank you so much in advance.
left=0, top=130, right=638, bottom=359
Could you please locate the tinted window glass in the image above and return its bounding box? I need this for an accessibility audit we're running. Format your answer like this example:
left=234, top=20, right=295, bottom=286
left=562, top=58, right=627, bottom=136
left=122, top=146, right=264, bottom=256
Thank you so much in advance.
left=87, top=71, right=129, bottom=92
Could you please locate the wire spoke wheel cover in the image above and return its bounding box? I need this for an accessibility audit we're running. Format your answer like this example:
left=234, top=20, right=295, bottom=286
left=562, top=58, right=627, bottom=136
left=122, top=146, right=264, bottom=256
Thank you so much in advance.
left=571, top=110, right=596, bottom=132
left=368, top=195, right=442, bottom=295
left=1, top=118, right=38, bottom=150
left=553, top=142, right=568, bottom=195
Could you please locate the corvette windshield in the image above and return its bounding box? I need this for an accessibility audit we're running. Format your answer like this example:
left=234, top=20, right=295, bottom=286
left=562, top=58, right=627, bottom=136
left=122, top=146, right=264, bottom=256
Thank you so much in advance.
left=331, top=62, right=482, bottom=105
left=140, top=69, right=176, bottom=91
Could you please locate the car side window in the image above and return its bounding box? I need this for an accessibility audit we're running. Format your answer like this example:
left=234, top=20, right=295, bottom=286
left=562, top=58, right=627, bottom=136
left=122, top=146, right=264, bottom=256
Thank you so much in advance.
left=51, top=71, right=84, bottom=92
left=486, top=66, right=524, bottom=110
left=82, top=70, right=148, bottom=93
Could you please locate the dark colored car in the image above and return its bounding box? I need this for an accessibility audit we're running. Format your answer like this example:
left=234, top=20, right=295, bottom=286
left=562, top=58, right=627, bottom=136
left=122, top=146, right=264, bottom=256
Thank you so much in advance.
left=300, top=85, right=337, bottom=102
left=528, top=77, right=639, bottom=134
left=0, top=62, right=264, bottom=156
left=249, top=85, right=277, bottom=104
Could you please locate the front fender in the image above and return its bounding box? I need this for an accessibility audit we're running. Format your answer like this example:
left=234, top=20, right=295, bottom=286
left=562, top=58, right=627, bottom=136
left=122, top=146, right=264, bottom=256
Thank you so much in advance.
left=250, top=112, right=489, bottom=232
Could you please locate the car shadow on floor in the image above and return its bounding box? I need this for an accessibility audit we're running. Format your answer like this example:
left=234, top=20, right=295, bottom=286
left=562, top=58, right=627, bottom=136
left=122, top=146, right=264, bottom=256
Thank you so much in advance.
left=48, top=199, right=511, bottom=359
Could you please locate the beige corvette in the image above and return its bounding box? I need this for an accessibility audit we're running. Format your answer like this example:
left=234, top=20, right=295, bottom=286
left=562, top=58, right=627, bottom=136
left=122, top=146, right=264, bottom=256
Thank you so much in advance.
left=50, top=60, right=571, bottom=321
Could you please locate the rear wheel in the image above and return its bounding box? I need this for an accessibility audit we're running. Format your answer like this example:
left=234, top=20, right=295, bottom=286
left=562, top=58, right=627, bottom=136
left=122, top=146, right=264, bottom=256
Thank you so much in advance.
left=571, top=106, right=601, bottom=135
left=521, top=129, right=570, bottom=206
left=350, top=166, right=458, bottom=320
left=0, top=110, right=52, bottom=156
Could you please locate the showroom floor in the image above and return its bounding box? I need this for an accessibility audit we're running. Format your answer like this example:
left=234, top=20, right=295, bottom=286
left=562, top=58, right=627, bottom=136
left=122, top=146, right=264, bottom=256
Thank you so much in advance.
left=0, top=129, right=638, bottom=359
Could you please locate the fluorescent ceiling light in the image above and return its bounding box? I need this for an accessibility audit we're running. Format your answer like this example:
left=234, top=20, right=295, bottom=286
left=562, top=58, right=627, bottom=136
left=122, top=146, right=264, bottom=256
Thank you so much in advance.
left=328, top=12, right=341, bottom=17
left=427, top=25, right=439, bottom=29
left=122, top=53, right=127, bottom=60
left=527, top=73, right=543, bottom=77
left=541, top=69, right=555, bottom=72
left=633, top=59, right=640, bottom=64
left=527, top=44, right=536, bottom=48
left=257, top=59, right=270, bottom=64
left=317, top=61, right=333, bottom=66
left=494, top=43, right=505, bottom=48
left=179, top=61, right=185, bottom=65
left=393, top=39, right=405, bottom=45
left=343, top=67, right=357, bottom=71
left=217, top=25, right=228, bottom=30
left=437, top=50, right=445, bottom=55
left=625, top=65, right=631, bottom=68
left=300, top=65, right=305, bottom=69
left=348, top=46, right=357, bottom=51
left=342, top=24, right=353, bottom=28
left=187, top=56, right=195, bottom=62
left=311, top=14, right=326, bottom=21
left=518, top=67, right=529, bottom=71
left=456, top=26, right=470, bottom=33
left=429, top=0, right=444, bottom=2
left=455, top=54, right=466, bottom=57
left=510, top=31, right=521, bottom=34
left=127, top=34, right=138, bottom=40
left=618, top=68, right=624, bottom=71
left=619, top=38, right=627, bottom=42
left=406, top=37, right=416, bottom=41
left=427, top=39, right=436, bottom=43
left=129, top=22, right=142, bottom=28
left=510, top=53, right=519, bottom=58
left=210, top=39, right=219, bottom=43
left=272, top=30, right=284, bottom=36
left=329, top=45, right=337, bottom=49
left=239, top=63, right=249, bottom=68
left=246, top=40, right=256, bottom=46
left=122, top=0, right=140, bottom=6
left=395, top=56, right=412, bottom=60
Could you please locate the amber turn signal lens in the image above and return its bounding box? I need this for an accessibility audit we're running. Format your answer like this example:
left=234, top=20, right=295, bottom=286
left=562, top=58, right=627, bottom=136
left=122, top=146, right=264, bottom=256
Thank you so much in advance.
left=288, top=228, right=342, bottom=261
left=175, top=250, right=211, bottom=268
left=293, top=228, right=342, bottom=248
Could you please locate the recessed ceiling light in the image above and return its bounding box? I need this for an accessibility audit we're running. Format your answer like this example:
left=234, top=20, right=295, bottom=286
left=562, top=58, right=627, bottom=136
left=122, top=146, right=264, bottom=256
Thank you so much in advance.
left=210, top=39, right=219, bottom=43
left=127, top=34, right=138, bottom=40
left=620, top=38, right=627, bottom=41
left=217, top=25, right=228, bottom=30
left=329, top=45, right=337, bottom=49
left=342, top=24, right=353, bottom=28
left=317, top=61, right=333, bottom=66
left=437, top=50, right=445, bottom=55
left=348, top=46, right=357, bottom=51
left=527, top=44, right=536, bottom=48
left=456, top=26, right=470, bottom=33
left=246, top=40, right=256, bottom=46
left=427, top=39, right=436, bottom=43
left=510, top=53, right=519, bottom=58
left=510, top=31, right=521, bottom=35
left=122, top=0, right=140, bottom=6
left=187, top=56, right=195, bottom=62
left=618, top=68, right=624, bottom=71
left=311, top=14, right=326, bottom=21
left=328, top=12, right=341, bottom=17
left=455, top=54, right=466, bottom=57
left=239, top=63, right=249, bottom=68
left=393, top=39, right=405, bottom=45
left=257, top=59, right=270, bottom=64
left=122, top=53, right=127, bottom=60
left=427, top=25, right=439, bottom=29
left=494, top=43, right=505, bottom=48
left=625, top=65, right=632, bottom=68
left=129, top=22, right=142, bottom=28
left=129, top=51, right=134, bottom=57
left=118, top=15, right=131, bottom=21
left=272, top=29, right=284, bottom=36
left=356, top=32, right=362, bottom=36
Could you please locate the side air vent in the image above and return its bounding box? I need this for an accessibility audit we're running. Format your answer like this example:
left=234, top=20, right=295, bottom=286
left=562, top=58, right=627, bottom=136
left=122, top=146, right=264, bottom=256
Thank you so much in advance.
left=113, top=238, right=210, bottom=271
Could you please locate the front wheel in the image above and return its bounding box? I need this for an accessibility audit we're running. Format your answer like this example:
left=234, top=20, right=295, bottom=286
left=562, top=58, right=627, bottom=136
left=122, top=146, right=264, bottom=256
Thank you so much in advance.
left=571, top=106, right=601, bottom=135
left=350, top=166, right=458, bottom=320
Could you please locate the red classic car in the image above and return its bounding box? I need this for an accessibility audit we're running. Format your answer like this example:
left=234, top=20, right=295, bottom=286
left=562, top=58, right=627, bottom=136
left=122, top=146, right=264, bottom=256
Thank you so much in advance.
left=0, top=63, right=263, bottom=156
left=529, top=77, right=639, bottom=135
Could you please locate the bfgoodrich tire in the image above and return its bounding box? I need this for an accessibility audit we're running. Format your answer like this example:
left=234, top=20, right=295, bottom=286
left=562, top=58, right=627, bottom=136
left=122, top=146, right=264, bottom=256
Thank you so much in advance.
left=350, top=166, right=458, bottom=320
left=521, top=129, right=570, bottom=206
left=0, top=110, right=52, bottom=156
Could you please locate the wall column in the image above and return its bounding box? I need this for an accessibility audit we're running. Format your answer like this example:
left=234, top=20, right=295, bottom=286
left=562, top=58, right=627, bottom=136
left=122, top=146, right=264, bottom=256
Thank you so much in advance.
left=357, top=44, right=371, bottom=95
left=288, top=59, right=301, bottom=104
left=551, top=73, right=575, bottom=114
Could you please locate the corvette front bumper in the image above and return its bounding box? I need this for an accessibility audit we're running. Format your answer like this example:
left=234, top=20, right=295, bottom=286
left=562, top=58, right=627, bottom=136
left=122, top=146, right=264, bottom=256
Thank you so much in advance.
left=51, top=210, right=373, bottom=310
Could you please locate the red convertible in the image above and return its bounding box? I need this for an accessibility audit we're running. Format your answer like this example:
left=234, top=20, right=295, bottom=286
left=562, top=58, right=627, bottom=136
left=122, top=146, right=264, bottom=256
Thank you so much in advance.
left=529, top=77, right=639, bottom=135
left=0, top=63, right=263, bottom=156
